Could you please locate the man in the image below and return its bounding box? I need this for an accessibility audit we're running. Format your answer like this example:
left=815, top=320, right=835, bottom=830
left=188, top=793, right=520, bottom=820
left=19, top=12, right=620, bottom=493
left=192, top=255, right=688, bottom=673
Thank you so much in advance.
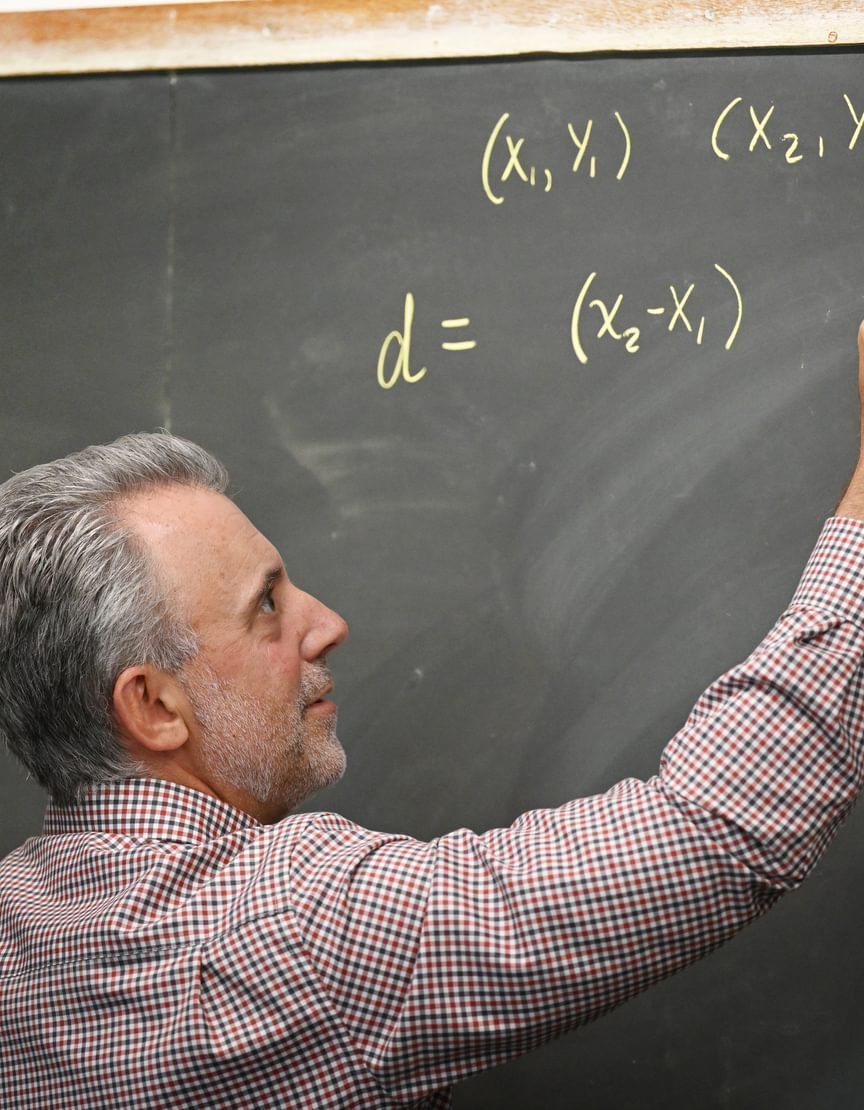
left=2, top=329, right=864, bottom=1109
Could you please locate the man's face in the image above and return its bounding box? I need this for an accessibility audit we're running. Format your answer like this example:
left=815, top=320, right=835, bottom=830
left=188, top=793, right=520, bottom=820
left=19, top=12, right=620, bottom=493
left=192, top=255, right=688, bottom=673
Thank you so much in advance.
left=123, top=484, right=349, bottom=819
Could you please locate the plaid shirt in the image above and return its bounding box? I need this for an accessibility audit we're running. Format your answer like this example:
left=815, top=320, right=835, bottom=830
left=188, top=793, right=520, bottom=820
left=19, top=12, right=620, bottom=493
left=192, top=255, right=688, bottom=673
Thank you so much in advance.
left=3, top=517, right=864, bottom=1109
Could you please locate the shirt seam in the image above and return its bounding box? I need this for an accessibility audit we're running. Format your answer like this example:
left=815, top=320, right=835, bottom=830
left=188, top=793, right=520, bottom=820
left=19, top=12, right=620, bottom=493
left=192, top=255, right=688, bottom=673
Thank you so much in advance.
left=0, top=904, right=298, bottom=981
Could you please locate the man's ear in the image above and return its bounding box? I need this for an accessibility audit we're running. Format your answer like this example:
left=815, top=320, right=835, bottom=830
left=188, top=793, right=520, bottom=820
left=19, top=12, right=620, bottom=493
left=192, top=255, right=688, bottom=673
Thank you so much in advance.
left=112, top=664, right=192, bottom=754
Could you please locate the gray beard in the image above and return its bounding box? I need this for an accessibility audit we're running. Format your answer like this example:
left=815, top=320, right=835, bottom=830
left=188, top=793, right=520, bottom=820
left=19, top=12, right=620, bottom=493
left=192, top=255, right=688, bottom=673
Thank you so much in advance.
left=181, top=659, right=345, bottom=814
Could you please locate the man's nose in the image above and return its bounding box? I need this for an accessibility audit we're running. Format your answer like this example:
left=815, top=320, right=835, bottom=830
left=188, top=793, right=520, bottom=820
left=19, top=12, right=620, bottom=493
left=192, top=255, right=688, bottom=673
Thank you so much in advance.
left=300, top=593, right=349, bottom=661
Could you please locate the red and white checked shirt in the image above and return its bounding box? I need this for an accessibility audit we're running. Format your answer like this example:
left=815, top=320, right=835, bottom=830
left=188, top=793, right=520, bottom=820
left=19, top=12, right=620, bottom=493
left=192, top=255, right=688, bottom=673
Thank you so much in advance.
left=3, top=517, right=864, bottom=1108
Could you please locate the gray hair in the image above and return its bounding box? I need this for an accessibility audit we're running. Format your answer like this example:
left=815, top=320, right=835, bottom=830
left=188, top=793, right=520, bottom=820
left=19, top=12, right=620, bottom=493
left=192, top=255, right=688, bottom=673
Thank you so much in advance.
left=0, top=431, right=228, bottom=805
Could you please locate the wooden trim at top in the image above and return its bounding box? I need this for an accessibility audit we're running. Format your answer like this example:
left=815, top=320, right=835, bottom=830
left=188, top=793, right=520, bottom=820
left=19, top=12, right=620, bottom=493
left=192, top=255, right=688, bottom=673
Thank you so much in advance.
left=0, top=1, right=862, bottom=78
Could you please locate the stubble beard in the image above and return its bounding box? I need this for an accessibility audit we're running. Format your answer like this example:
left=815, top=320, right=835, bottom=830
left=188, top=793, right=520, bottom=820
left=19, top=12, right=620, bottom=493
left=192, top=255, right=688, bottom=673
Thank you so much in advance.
left=180, top=659, right=346, bottom=815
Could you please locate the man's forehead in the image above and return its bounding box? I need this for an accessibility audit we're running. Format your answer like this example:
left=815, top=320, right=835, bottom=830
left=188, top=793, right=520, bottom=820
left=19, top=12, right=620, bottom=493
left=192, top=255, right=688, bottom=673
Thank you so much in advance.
left=121, top=484, right=279, bottom=584
left=124, top=483, right=238, bottom=533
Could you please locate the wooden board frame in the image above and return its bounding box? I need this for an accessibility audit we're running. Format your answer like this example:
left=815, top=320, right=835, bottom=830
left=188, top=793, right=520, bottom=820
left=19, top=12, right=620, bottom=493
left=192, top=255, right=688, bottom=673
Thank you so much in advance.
left=0, top=1, right=863, bottom=77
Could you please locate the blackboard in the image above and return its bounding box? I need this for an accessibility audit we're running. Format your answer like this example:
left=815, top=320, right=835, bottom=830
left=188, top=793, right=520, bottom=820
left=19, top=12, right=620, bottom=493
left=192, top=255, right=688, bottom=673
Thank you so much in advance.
left=2, top=51, right=864, bottom=1107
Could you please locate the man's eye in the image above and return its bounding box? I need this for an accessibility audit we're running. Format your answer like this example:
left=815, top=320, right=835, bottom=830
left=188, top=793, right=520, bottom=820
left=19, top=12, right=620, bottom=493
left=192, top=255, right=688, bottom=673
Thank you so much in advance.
left=261, top=587, right=277, bottom=614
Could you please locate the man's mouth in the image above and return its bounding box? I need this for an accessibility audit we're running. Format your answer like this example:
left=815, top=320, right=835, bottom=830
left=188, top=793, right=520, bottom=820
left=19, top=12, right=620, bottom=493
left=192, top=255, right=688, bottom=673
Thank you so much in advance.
left=304, top=683, right=333, bottom=708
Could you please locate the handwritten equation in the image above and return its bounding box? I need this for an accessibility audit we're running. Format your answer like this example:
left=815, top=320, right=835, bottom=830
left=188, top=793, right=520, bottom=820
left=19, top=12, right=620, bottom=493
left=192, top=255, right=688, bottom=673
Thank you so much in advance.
left=376, top=265, right=742, bottom=388
left=374, top=87, right=862, bottom=386
left=481, top=93, right=863, bottom=204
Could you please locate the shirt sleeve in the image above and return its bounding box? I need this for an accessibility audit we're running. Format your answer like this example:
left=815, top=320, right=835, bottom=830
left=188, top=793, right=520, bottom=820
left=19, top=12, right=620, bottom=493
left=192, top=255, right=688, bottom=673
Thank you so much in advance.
left=290, top=516, right=864, bottom=1103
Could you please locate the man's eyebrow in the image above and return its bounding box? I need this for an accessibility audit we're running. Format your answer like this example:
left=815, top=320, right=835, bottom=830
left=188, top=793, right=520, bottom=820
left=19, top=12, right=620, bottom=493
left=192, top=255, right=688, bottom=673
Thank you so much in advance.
left=245, top=565, right=285, bottom=618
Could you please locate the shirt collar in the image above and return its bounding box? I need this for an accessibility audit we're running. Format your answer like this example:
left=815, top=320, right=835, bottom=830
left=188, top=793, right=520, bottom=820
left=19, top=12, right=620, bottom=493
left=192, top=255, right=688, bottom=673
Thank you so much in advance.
left=42, top=777, right=261, bottom=843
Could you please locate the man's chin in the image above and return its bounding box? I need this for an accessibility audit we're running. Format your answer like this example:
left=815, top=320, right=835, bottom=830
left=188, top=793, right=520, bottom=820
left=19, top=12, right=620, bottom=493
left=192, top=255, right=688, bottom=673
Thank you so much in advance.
left=312, top=734, right=348, bottom=794
left=280, top=735, right=347, bottom=815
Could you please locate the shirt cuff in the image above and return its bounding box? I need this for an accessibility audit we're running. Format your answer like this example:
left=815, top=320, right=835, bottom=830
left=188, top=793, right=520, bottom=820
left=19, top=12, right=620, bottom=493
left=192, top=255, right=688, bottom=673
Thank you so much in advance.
left=789, top=516, right=864, bottom=625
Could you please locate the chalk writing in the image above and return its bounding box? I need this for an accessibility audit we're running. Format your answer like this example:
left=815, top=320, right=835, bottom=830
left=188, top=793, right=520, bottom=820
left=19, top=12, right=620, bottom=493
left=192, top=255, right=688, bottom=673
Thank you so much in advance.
left=481, top=110, right=631, bottom=205
left=375, top=267, right=742, bottom=387
left=376, top=292, right=427, bottom=389
left=711, top=93, right=864, bottom=163
left=440, top=317, right=477, bottom=352
left=570, top=264, right=743, bottom=366
left=376, top=294, right=477, bottom=389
